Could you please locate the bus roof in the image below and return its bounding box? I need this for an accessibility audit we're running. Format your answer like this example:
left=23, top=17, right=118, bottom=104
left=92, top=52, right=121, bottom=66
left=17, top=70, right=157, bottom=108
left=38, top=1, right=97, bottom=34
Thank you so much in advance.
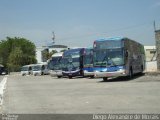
left=95, top=37, right=125, bottom=42
left=64, top=48, right=85, bottom=53
left=52, top=52, right=63, bottom=57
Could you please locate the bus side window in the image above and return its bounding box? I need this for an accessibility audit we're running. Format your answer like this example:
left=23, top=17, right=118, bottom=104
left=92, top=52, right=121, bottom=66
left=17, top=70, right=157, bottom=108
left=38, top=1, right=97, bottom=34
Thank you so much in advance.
left=29, top=67, right=32, bottom=71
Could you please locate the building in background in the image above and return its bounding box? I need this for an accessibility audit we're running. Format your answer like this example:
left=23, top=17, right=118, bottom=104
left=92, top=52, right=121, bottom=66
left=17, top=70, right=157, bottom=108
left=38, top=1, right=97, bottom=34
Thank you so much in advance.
left=144, top=46, right=157, bottom=72
left=48, top=45, right=68, bottom=53
left=144, top=46, right=156, bottom=61
left=36, top=45, right=68, bottom=63
left=36, top=47, right=47, bottom=63
left=155, top=29, right=160, bottom=71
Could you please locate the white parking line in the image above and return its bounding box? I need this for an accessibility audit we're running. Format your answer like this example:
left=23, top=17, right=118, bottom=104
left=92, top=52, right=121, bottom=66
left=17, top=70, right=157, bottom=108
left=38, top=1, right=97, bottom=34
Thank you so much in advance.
left=0, top=77, right=7, bottom=105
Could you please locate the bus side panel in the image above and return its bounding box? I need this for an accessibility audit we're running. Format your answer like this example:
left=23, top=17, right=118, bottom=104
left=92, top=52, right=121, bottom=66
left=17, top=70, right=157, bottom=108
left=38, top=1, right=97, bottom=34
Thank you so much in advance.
left=124, top=39, right=131, bottom=76
left=124, top=39, right=145, bottom=76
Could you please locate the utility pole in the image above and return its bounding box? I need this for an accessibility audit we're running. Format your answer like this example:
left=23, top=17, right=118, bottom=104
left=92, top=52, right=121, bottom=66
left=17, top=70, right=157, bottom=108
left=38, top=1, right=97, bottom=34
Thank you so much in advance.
left=52, top=31, right=55, bottom=44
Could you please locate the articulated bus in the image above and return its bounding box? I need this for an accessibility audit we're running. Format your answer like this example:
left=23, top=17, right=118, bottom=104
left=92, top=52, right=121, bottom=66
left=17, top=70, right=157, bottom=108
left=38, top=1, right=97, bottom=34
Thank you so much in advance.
left=48, top=52, right=63, bottom=78
left=93, top=37, right=145, bottom=81
left=62, top=48, right=94, bottom=79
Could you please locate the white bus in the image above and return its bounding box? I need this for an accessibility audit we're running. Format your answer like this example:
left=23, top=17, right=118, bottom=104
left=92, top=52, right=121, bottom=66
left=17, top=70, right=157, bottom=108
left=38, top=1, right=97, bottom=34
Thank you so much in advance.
left=48, top=52, right=63, bottom=78
left=32, top=62, right=49, bottom=76
left=93, top=37, right=145, bottom=81
left=21, top=64, right=35, bottom=76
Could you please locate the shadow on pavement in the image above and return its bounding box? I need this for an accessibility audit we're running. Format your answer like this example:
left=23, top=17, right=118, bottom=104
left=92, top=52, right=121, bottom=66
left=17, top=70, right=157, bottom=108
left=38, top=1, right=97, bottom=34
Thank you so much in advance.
left=98, top=73, right=145, bottom=83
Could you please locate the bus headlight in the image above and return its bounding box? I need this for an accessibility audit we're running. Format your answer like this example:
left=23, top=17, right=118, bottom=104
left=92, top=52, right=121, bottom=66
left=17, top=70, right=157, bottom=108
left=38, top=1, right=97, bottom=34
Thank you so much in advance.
left=83, top=70, right=88, bottom=72
left=119, top=69, right=125, bottom=74
left=94, top=70, right=99, bottom=73
left=119, top=69, right=124, bottom=71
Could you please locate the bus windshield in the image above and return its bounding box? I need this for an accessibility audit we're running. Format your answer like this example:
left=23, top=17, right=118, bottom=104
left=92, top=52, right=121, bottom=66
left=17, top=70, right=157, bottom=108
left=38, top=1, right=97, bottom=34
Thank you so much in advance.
left=48, top=56, right=62, bottom=70
left=33, top=65, right=41, bottom=71
left=94, top=48, right=124, bottom=67
left=63, top=56, right=80, bottom=69
left=21, top=66, right=29, bottom=71
left=62, top=49, right=81, bottom=70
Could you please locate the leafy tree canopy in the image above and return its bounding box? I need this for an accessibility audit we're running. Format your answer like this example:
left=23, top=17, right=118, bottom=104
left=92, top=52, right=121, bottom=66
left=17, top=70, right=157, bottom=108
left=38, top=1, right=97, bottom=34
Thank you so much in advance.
left=0, top=37, right=37, bottom=71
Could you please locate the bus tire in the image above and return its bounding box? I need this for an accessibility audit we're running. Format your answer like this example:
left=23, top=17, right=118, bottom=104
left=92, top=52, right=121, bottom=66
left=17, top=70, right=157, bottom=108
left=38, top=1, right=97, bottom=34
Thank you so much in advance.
left=90, top=75, right=94, bottom=78
left=57, top=76, right=62, bottom=78
left=103, top=77, right=108, bottom=81
left=69, top=76, right=72, bottom=79
left=141, top=65, right=143, bottom=73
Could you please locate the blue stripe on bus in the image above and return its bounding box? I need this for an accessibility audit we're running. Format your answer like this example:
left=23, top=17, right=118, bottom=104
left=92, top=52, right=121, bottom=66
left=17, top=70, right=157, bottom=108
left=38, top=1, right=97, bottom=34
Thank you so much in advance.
left=94, top=66, right=125, bottom=72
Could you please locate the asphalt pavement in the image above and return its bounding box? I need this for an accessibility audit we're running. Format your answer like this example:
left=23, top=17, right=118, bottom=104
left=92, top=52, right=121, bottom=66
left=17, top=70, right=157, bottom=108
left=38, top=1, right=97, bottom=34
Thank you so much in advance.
left=1, top=74, right=160, bottom=114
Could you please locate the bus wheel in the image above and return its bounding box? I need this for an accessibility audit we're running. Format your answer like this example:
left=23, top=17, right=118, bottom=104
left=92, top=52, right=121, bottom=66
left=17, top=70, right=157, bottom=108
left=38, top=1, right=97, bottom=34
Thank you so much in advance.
left=90, top=75, right=94, bottom=78
left=141, top=65, right=144, bottom=73
left=57, top=76, right=62, bottom=78
left=69, top=76, right=72, bottom=79
left=41, top=72, right=44, bottom=75
left=103, top=77, right=108, bottom=81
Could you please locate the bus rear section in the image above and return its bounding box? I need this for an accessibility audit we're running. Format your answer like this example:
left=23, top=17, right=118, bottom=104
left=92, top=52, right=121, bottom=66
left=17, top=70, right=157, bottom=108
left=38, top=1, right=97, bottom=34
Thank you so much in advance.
left=62, top=48, right=84, bottom=79
left=93, top=37, right=145, bottom=81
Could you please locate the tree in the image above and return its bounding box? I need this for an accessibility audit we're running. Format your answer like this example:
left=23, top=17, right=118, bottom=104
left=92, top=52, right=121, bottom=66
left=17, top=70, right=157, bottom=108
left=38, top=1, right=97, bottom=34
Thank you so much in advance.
left=7, top=47, right=23, bottom=71
left=0, top=37, right=37, bottom=71
left=42, top=49, right=58, bottom=61
left=49, top=50, right=58, bottom=57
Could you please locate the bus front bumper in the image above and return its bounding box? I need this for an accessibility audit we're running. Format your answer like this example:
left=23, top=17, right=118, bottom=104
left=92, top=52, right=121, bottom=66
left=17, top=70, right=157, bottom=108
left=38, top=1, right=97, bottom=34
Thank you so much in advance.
left=50, top=70, right=62, bottom=77
left=83, top=71, right=94, bottom=77
left=62, top=70, right=81, bottom=77
left=33, top=71, right=41, bottom=76
left=94, top=70, right=126, bottom=78
left=21, top=71, right=30, bottom=76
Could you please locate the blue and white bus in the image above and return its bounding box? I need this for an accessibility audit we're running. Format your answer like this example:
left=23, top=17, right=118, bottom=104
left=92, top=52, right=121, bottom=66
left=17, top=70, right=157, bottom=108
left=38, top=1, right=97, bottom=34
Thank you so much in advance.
left=93, top=37, right=145, bottom=81
left=62, top=48, right=84, bottom=79
left=62, top=48, right=94, bottom=79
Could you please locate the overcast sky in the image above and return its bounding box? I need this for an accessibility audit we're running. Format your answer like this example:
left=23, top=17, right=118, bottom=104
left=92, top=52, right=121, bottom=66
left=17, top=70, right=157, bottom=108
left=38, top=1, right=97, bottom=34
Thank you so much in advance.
left=0, top=0, right=160, bottom=47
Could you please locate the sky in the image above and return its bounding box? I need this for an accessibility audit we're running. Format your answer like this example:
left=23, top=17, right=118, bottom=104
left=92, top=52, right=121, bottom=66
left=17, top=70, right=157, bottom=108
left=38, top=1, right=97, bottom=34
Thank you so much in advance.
left=0, top=0, right=160, bottom=48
